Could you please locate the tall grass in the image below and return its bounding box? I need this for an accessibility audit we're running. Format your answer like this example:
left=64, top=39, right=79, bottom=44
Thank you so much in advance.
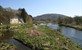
left=13, top=25, right=82, bottom=50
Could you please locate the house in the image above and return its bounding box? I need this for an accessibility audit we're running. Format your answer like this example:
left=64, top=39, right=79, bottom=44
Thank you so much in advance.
left=10, top=16, right=23, bottom=24
left=0, top=7, right=32, bottom=25
left=7, top=9, right=24, bottom=24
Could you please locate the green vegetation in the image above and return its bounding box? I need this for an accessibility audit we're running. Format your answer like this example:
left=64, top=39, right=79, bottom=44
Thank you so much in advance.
left=13, top=25, right=82, bottom=50
left=0, top=25, right=16, bottom=50
left=0, top=5, right=82, bottom=50
left=58, top=16, right=82, bottom=25
left=0, top=6, right=33, bottom=25
left=57, top=16, right=82, bottom=30
left=0, top=6, right=11, bottom=24
left=19, top=8, right=28, bottom=23
left=34, top=14, right=82, bottom=30
left=0, top=41, right=16, bottom=50
left=74, top=16, right=82, bottom=25
left=0, top=23, right=82, bottom=50
left=27, top=15, right=33, bottom=25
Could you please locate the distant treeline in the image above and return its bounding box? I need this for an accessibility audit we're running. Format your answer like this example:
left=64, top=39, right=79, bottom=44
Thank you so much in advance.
left=58, top=16, right=82, bottom=25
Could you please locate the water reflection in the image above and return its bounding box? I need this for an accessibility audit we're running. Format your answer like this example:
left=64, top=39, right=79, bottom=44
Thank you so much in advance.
left=47, top=23, right=59, bottom=29
left=60, top=27, right=76, bottom=37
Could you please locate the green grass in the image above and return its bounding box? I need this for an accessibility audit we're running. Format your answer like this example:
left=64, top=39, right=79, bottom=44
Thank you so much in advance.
left=0, top=24, right=17, bottom=50
left=0, top=41, right=16, bottom=50
left=0, top=24, right=81, bottom=50
left=13, top=25, right=82, bottom=50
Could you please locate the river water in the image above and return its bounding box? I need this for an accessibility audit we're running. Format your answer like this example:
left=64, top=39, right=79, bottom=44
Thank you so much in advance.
left=45, top=23, right=82, bottom=47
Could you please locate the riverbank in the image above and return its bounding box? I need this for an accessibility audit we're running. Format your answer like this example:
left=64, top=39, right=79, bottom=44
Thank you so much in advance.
left=0, top=25, right=32, bottom=50
left=13, top=25, right=82, bottom=50
left=59, top=24, right=82, bottom=31
left=0, top=39, right=16, bottom=50
left=8, top=38, right=31, bottom=50
left=0, top=24, right=82, bottom=50
left=0, top=29, right=16, bottom=50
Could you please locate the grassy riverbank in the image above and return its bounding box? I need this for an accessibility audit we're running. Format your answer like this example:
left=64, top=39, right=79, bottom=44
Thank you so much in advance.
left=0, top=40, right=16, bottom=50
left=0, top=30, right=16, bottom=50
left=13, top=25, right=82, bottom=50
left=60, top=24, right=82, bottom=31
left=0, top=24, right=82, bottom=50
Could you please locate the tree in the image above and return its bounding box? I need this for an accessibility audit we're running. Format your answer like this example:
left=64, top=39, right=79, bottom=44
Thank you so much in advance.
left=58, top=17, right=63, bottom=24
left=0, top=6, right=11, bottom=24
left=27, top=15, right=33, bottom=25
left=20, top=8, right=28, bottom=23
left=64, top=17, right=73, bottom=24
left=74, top=16, right=82, bottom=25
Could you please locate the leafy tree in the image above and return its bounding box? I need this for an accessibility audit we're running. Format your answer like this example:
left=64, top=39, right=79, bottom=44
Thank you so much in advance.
left=0, top=6, right=12, bottom=24
left=64, top=17, right=73, bottom=24
left=20, top=8, right=28, bottom=23
left=74, top=16, right=82, bottom=25
left=27, top=15, right=33, bottom=25
left=58, top=17, right=63, bottom=24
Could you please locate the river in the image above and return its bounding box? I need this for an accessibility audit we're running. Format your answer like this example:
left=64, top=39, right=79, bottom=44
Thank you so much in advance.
left=44, top=23, right=82, bottom=47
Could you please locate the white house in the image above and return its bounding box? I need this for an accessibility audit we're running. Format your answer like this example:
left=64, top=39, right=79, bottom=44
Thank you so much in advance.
left=10, top=16, right=24, bottom=24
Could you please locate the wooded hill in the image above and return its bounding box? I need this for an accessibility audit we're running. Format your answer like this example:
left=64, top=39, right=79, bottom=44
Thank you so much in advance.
left=34, top=14, right=68, bottom=21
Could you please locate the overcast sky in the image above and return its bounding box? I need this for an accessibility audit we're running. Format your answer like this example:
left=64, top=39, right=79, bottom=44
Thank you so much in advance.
left=0, top=0, right=82, bottom=17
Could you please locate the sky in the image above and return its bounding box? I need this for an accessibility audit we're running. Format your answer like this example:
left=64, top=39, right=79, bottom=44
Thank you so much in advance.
left=0, top=0, right=82, bottom=17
